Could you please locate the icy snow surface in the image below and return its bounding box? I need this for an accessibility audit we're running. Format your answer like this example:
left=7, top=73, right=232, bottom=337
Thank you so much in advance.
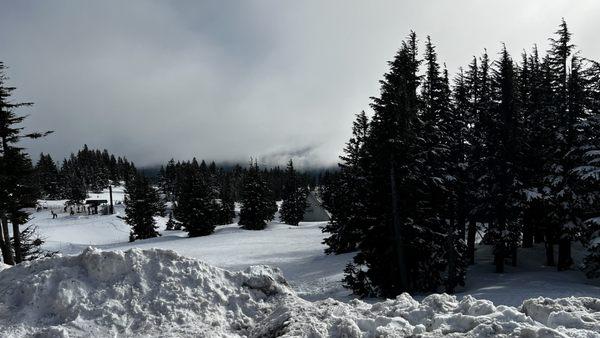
left=1, top=247, right=600, bottom=337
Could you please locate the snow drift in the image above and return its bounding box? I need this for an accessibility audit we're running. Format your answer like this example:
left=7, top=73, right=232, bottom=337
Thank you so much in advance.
left=0, top=248, right=598, bottom=337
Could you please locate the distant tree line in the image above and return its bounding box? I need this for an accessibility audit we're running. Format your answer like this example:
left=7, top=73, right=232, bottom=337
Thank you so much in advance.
left=34, top=146, right=137, bottom=204
left=158, top=159, right=313, bottom=203
left=156, top=158, right=311, bottom=237
left=322, top=20, right=600, bottom=297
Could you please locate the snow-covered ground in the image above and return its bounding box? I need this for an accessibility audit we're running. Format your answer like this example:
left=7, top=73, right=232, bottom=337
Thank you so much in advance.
left=1, top=248, right=599, bottom=337
left=0, top=186, right=598, bottom=336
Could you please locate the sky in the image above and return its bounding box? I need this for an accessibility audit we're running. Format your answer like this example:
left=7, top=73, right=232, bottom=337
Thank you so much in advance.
left=1, top=0, right=599, bottom=167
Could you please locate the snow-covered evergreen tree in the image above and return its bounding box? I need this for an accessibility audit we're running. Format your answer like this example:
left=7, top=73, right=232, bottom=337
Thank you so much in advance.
left=238, top=161, right=277, bottom=230
left=0, top=61, right=52, bottom=264
left=481, top=45, right=524, bottom=272
left=280, top=159, right=307, bottom=226
left=35, top=153, right=61, bottom=199
left=322, top=111, right=371, bottom=254
left=174, top=161, right=219, bottom=237
left=124, top=173, right=164, bottom=241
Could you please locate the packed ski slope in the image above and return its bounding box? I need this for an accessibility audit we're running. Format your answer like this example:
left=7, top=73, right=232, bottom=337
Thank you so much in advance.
left=0, top=186, right=598, bottom=336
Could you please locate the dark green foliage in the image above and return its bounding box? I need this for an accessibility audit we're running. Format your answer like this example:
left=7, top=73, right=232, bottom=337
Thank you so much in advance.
left=173, top=160, right=219, bottom=237
left=332, top=20, right=600, bottom=297
left=322, top=111, right=370, bottom=254
left=165, top=212, right=183, bottom=231
left=0, top=61, right=52, bottom=264
left=239, top=161, right=277, bottom=230
left=53, top=146, right=136, bottom=204
left=216, top=176, right=236, bottom=225
left=124, top=173, right=164, bottom=241
left=481, top=46, right=524, bottom=272
left=35, top=153, right=61, bottom=199
left=280, top=160, right=307, bottom=226
left=10, top=225, right=56, bottom=261
left=61, top=157, right=87, bottom=206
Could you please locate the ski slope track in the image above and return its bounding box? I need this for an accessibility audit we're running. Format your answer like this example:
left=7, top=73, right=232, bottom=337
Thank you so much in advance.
left=0, top=248, right=599, bottom=337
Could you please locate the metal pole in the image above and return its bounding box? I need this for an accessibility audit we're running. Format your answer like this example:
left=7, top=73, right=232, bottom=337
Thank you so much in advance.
left=109, top=184, right=114, bottom=214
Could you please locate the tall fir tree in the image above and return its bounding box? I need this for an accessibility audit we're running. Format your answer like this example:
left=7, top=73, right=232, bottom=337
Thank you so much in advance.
left=344, top=32, right=430, bottom=296
left=545, top=20, right=580, bottom=270
left=216, top=171, right=236, bottom=225
left=35, top=153, right=61, bottom=199
left=322, top=111, right=371, bottom=254
left=280, top=159, right=307, bottom=226
left=480, top=45, right=523, bottom=272
left=0, top=61, right=51, bottom=264
left=239, top=161, right=277, bottom=230
left=124, top=173, right=164, bottom=241
left=174, top=161, right=219, bottom=237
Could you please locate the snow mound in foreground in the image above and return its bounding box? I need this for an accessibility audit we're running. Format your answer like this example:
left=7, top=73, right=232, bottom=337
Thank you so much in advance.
left=0, top=248, right=598, bottom=338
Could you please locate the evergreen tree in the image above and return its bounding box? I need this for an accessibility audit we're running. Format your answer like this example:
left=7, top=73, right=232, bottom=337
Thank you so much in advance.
left=344, top=32, right=426, bottom=296
left=216, top=171, right=236, bottom=224
left=544, top=20, right=581, bottom=270
left=481, top=45, right=523, bottom=272
left=0, top=61, right=51, bottom=264
left=239, top=161, right=277, bottom=230
left=124, top=173, right=164, bottom=241
left=10, top=225, right=56, bottom=261
left=174, top=162, right=218, bottom=237
left=464, top=56, right=483, bottom=265
left=35, top=153, right=61, bottom=199
left=62, top=156, right=87, bottom=208
left=440, top=67, right=470, bottom=292
left=579, top=111, right=600, bottom=277
left=322, top=111, right=370, bottom=254
left=280, top=159, right=307, bottom=226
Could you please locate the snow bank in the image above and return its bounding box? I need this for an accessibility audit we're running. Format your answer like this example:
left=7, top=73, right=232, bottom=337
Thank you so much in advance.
left=522, top=297, right=600, bottom=336
left=0, top=248, right=598, bottom=337
left=0, top=248, right=292, bottom=337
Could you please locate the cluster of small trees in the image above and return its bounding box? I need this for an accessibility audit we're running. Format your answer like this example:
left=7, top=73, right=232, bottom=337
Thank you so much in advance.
left=154, top=158, right=310, bottom=237
left=125, top=158, right=311, bottom=241
left=34, top=146, right=137, bottom=204
left=323, top=21, right=600, bottom=297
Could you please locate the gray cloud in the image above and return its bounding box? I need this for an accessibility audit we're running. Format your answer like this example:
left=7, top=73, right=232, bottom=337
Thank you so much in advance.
left=2, top=0, right=599, bottom=167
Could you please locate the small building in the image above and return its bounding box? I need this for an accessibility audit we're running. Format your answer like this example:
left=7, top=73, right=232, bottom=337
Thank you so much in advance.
left=303, top=190, right=330, bottom=222
left=85, top=199, right=108, bottom=215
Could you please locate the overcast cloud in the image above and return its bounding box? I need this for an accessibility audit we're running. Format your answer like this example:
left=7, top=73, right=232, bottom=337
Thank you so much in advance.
left=1, top=0, right=599, bottom=167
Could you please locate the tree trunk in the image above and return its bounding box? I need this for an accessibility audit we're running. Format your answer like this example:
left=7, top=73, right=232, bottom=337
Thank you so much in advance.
left=495, top=216, right=506, bottom=273
left=109, top=185, right=114, bottom=214
left=557, top=237, right=572, bottom=271
left=511, top=245, right=517, bottom=267
left=0, top=216, right=15, bottom=265
left=522, top=211, right=534, bottom=248
left=467, top=219, right=476, bottom=265
left=0, top=228, right=7, bottom=263
left=11, top=219, right=22, bottom=263
left=534, top=228, right=545, bottom=244
left=446, top=218, right=456, bottom=293
left=495, top=242, right=505, bottom=273
left=545, top=238, right=555, bottom=266
left=390, top=161, right=409, bottom=291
